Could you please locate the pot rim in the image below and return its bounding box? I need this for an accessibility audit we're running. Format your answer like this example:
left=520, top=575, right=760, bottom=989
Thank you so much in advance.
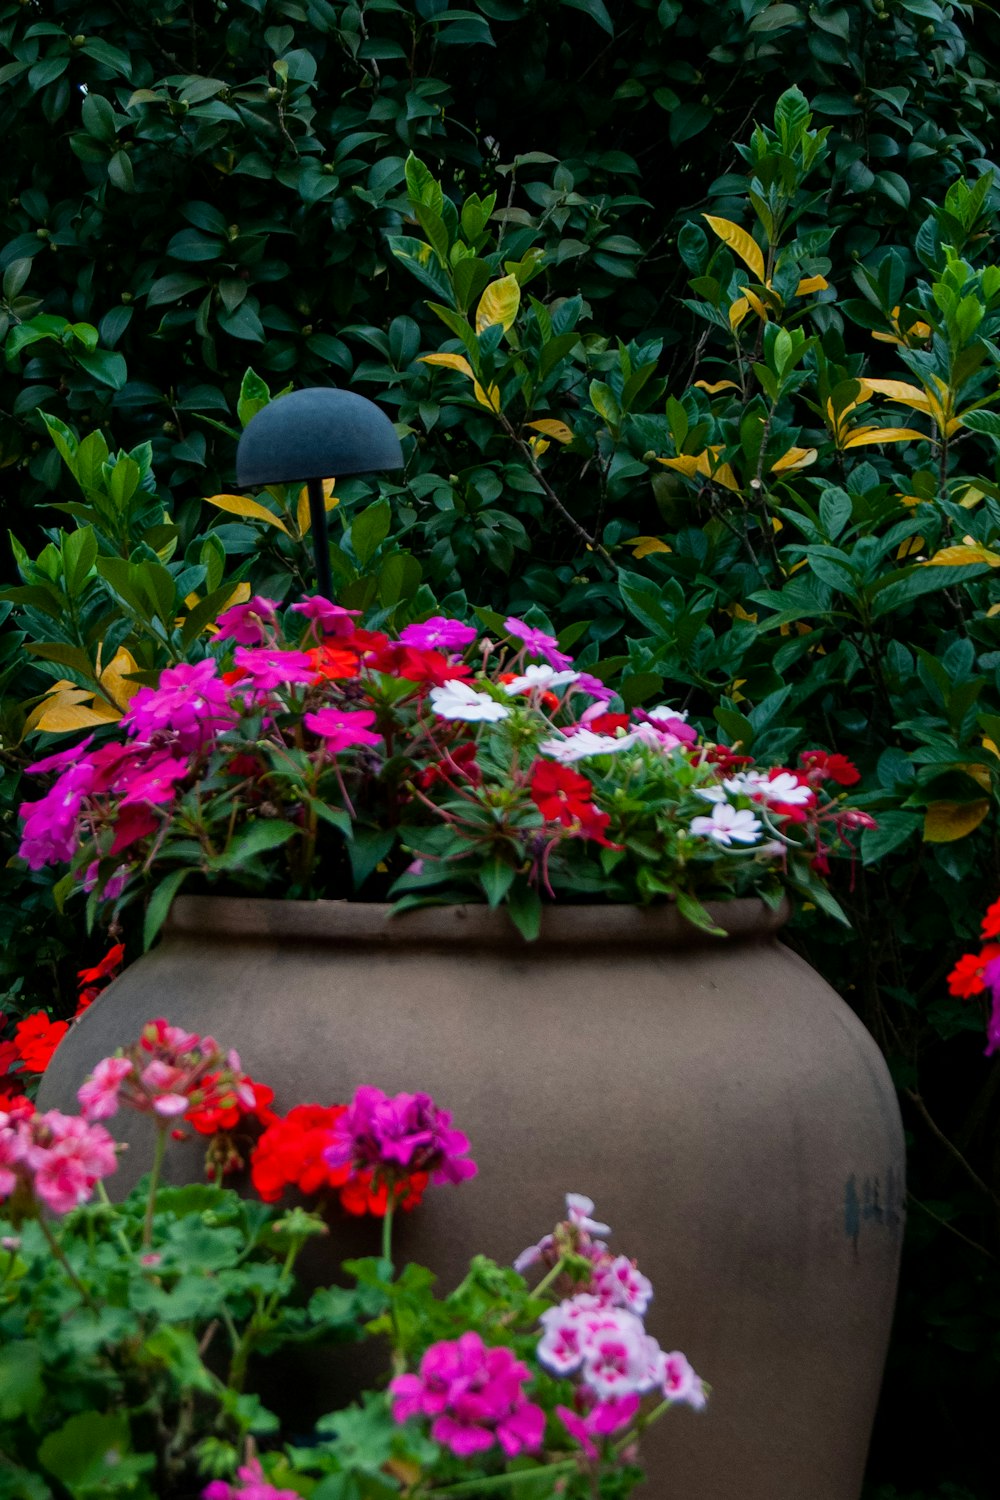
left=166, top=894, right=789, bottom=949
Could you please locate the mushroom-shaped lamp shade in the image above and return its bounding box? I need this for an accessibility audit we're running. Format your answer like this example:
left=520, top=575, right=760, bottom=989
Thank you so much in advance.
left=235, top=388, right=404, bottom=599
left=235, top=387, right=403, bottom=486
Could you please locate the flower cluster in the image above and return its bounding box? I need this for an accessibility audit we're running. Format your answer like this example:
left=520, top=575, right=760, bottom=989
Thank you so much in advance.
left=518, top=1195, right=705, bottom=1459
left=17, top=599, right=870, bottom=931
left=0, top=1098, right=117, bottom=1219
left=390, top=1332, right=545, bottom=1459
left=77, top=1018, right=257, bottom=1126
left=947, top=896, right=1000, bottom=1055
left=203, top=1459, right=299, bottom=1500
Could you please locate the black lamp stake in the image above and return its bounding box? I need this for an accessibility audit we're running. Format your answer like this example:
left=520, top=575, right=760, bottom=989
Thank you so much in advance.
left=235, top=388, right=404, bottom=600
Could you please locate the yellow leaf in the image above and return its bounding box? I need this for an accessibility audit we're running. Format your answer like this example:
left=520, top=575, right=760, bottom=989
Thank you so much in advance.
left=627, top=536, right=672, bottom=558
left=726, top=603, right=758, bottom=623
left=923, top=800, right=991, bottom=843
left=99, top=647, right=142, bottom=710
left=871, top=331, right=904, bottom=347
left=842, top=426, right=929, bottom=448
left=729, top=677, right=748, bottom=703
left=771, top=516, right=783, bottom=532
left=794, top=274, right=828, bottom=296
left=897, top=494, right=925, bottom=508
left=26, top=688, right=120, bottom=735
left=475, top=274, right=520, bottom=334
left=703, top=215, right=766, bottom=284
left=657, top=454, right=701, bottom=477
left=528, top=436, right=550, bottom=457
left=473, top=380, right=502, bottom=413
left=959, top=763, right=994, bottom=792
left=983, top=737, right=1000, bottom=758
left=739, top=286, right=770, bottom=322
left=895, top=534, right=925, bottom=561
left=770, top=446, right=817, bottom=473
left=862, top=378, right=929, bottom=406
left=296, top=478, right=338, bottom=536
left=728, top=297, right=750, bottom=331
left=957, top=485, right=985, bottom=510
left=526, top=419, right=574, bottom=443
left=924, top=542, right=1000, bottom=567
left=418, top=352, right=475, bottom=377
left=203, top=493, right=291, bottom=535
left=695, top=379, right=740, bottom=394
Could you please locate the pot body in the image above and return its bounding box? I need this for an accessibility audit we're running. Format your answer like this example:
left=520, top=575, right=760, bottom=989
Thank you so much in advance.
left=41, top=897, right=904, bottom=1500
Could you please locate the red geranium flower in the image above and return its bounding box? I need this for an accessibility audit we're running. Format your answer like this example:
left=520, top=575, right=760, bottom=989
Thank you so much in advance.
left=947, top=945, right=1000, bottom=999
left=13, top=1013, right=69, bottom=1073
left=339, top=1168, right=429, bottom=1217
left=250, top=1104, right=353, bottom=1203
left=981, top=897, right=1000, bottom=940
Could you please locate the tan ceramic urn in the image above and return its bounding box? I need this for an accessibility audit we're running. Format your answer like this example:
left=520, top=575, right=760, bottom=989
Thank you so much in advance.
left=40, top=895, right=904, bottom=1499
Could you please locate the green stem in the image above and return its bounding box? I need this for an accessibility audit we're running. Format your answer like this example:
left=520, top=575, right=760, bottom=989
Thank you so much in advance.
left=381, top=1197, right=396, bottom=1268
left=142, top=1126, right=169, bottom=1249
left=529, top=1255, right=567, bottom=1302
left=37, top=1216, right=97, bottom=1311
left=417, top=1461, right=579, bottom=1497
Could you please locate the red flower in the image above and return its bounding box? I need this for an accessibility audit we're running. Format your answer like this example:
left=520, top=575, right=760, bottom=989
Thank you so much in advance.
left=370, top=642, right=471, bottom=686
left=704, top=745, right=754, bottom=773
left=947, top=945, right=1000, bottom=999
left=110, top=805, right=159, bottom=855
left=414, top=741, right=481, bottom=790
left=339, top=1168, right=429, bottom=1217
left=77, top=944, right=126, bottom=987
left=308, top=644, right=360, bottom=682
left=530, top=761, right=598, bottom=827
left=13, top=1013, right=69, bottom=1073
left=587, top=713, right=631, bottom=736
left=187, top=1076, right=275, bottom=1136
left=250, top=1104, right=352, bottom=1203
left=981, top=898, right=1000, bottom=940
left=800, top=750, right=861, bottom=787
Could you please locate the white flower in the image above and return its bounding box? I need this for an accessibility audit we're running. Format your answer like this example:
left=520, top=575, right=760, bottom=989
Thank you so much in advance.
left=694, top=785, right=728, bottom=803
left=565, top=1193, right=612, bottom=1238
left=499, top=664, right=580, bottom=695
left=539, top=728, right=635, bottom=763
left=429, top=679, right=510, bottom=722
left=689, top=802, right=762, bottom=846
left=646, top=703, right=689, bottom=723
left=750, top=771, right=815, bottom=807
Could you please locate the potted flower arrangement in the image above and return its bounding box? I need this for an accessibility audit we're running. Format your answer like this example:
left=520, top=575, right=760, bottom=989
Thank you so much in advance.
left=24, top=598, right=903, bottom=1500
left=1, top=1013, right=705, bottom=1499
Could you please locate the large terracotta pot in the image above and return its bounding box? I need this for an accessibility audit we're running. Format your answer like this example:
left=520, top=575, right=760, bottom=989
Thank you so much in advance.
left=40, top=895, right=904, bottom=1499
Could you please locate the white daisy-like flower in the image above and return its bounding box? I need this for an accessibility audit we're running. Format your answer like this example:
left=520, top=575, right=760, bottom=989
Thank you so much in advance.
left=539, top=728, right=635, bottom=763
left=751, top=771, right=815, bottom=807
left=689, top=802, right=762, bottom=846
left=428, top=679, right=510, bottom=722
left=646, top=703, right=689, bottom=723
left=499, top=664, right=580, bottom=695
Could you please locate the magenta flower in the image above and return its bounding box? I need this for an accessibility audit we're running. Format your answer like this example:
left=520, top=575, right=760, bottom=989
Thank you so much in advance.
left=26, top=736, right=96, bottom=775
left=214, top=596, right=279, bottom=646
left=556, top=1393, right=640, bottom=1459
left=77, top=1057, right=134, bottom=1121
left=322, top=1085, right=476, bottom=1187
left=504, top=616, right=573, bottom=670
left=538, top=1297, right=662, bottom=1399
left=592, top=1254, right=653, bottom=1317
left=390, top=1331, right=545, bottom=1458
left=203, top=1458, right=299, bottom=1500
left=290, top=595, right=360, bottom=638
left=304, top=707, right=382, bottom=754
left=571, top=673, right=616, bottom=703
left=122, top=660, right=236, bottom=751
left=981, top=952, right=1000, bottom=1057
left=657, top=1350, right=707, bottom=1410
left=117, top=753, right=189, bottom=808
left=18, top=762, right=95, bottom=870
left=232, top=647, right=316, bottom=691
left=399, top=616, right=477, bottom=651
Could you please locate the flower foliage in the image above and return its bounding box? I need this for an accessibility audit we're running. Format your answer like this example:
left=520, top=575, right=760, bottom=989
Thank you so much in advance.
left=18, top=602, right=868, bottom=942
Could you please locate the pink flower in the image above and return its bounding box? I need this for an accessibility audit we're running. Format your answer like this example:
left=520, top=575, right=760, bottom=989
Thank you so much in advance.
left=18, top=762, right=95, bottom=870
left=399, top=616, right=477, bottom=651
left=556, top=1394, right=640, bottom=1458
left=657, top=1350, right=707, bottom=1410
left=571, top=673, right=616, bottom=703
left=634, top=706, right=699, bottom=750
left=537, top=1293, right=607, bottom=1377
left=77, top=1057, right=134, bottom=1121
left=26, top=737, right=96, bottom=775
left=539, top=1296, right=662, bottom=1399
left=539, top=729, right=635, bottom=764
left=122, top=660, right=236, bottom=751
left=304, top=707, right=382, bottom=753
left=566, top=1193, right=611, bottom=1237
left=593, top=1254, right=653, bottom=1316
left=117, top=753, right=189, bottom=808
left=290, top=595, right=360, bottom=638
left=202, top=1458, right=299, bottom=1500
left=504, top=616, right=573, bottom=669
left=231, top=647, right=316, bottom=691
left=390, top=1331, right=545, bottom=1459
left=980, top=952, right=1000, bottom=1057
left=323, top=1085, right=476, bottom=1187
left=214, top=596, right=279, bottom=646
left=0, top=1109, right=117, bottom=1216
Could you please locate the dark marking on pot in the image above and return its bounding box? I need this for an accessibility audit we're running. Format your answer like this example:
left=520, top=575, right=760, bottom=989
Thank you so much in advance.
left=845, top=1168, right=905, bottom=1258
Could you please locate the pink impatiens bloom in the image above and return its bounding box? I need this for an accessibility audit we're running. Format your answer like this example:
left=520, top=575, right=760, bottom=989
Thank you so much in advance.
left=117, top=753, right=189, bottom=808
left=323, top=1085, right=476, bottom=1187
left=399, top=616, right=477, bottom=651
left=290, top=595, right=360, bottom=638
left=304, top=707, right=381, bottom=753
left=390, top=1331, right=545, bottom=1459
left=18, top=762, right=95, bottom=870
left=504, top=616, right=573, bottom=670
left=122, top=659, right=236, bottom=751
left=231, top=647, right=316, bottom=691
left=213, top=595, right=279, bottom=646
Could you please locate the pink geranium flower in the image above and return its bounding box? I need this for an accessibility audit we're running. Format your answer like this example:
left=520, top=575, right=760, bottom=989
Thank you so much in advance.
left=0, top=1107, right=117, bottom=1217
left=78, top=1019, right=255, bottom=1126
left=77, top=1057, right=134, bottom=1121
left=657, top=1350, right=707, bottom=1409
left=556, top=1393, right=640, bottom=1459
left=304, top=707, right=381, bottom=753
left=390, top=1331, right=545, bottom=1458
left=203, top=1458, right=299, bottom=1500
